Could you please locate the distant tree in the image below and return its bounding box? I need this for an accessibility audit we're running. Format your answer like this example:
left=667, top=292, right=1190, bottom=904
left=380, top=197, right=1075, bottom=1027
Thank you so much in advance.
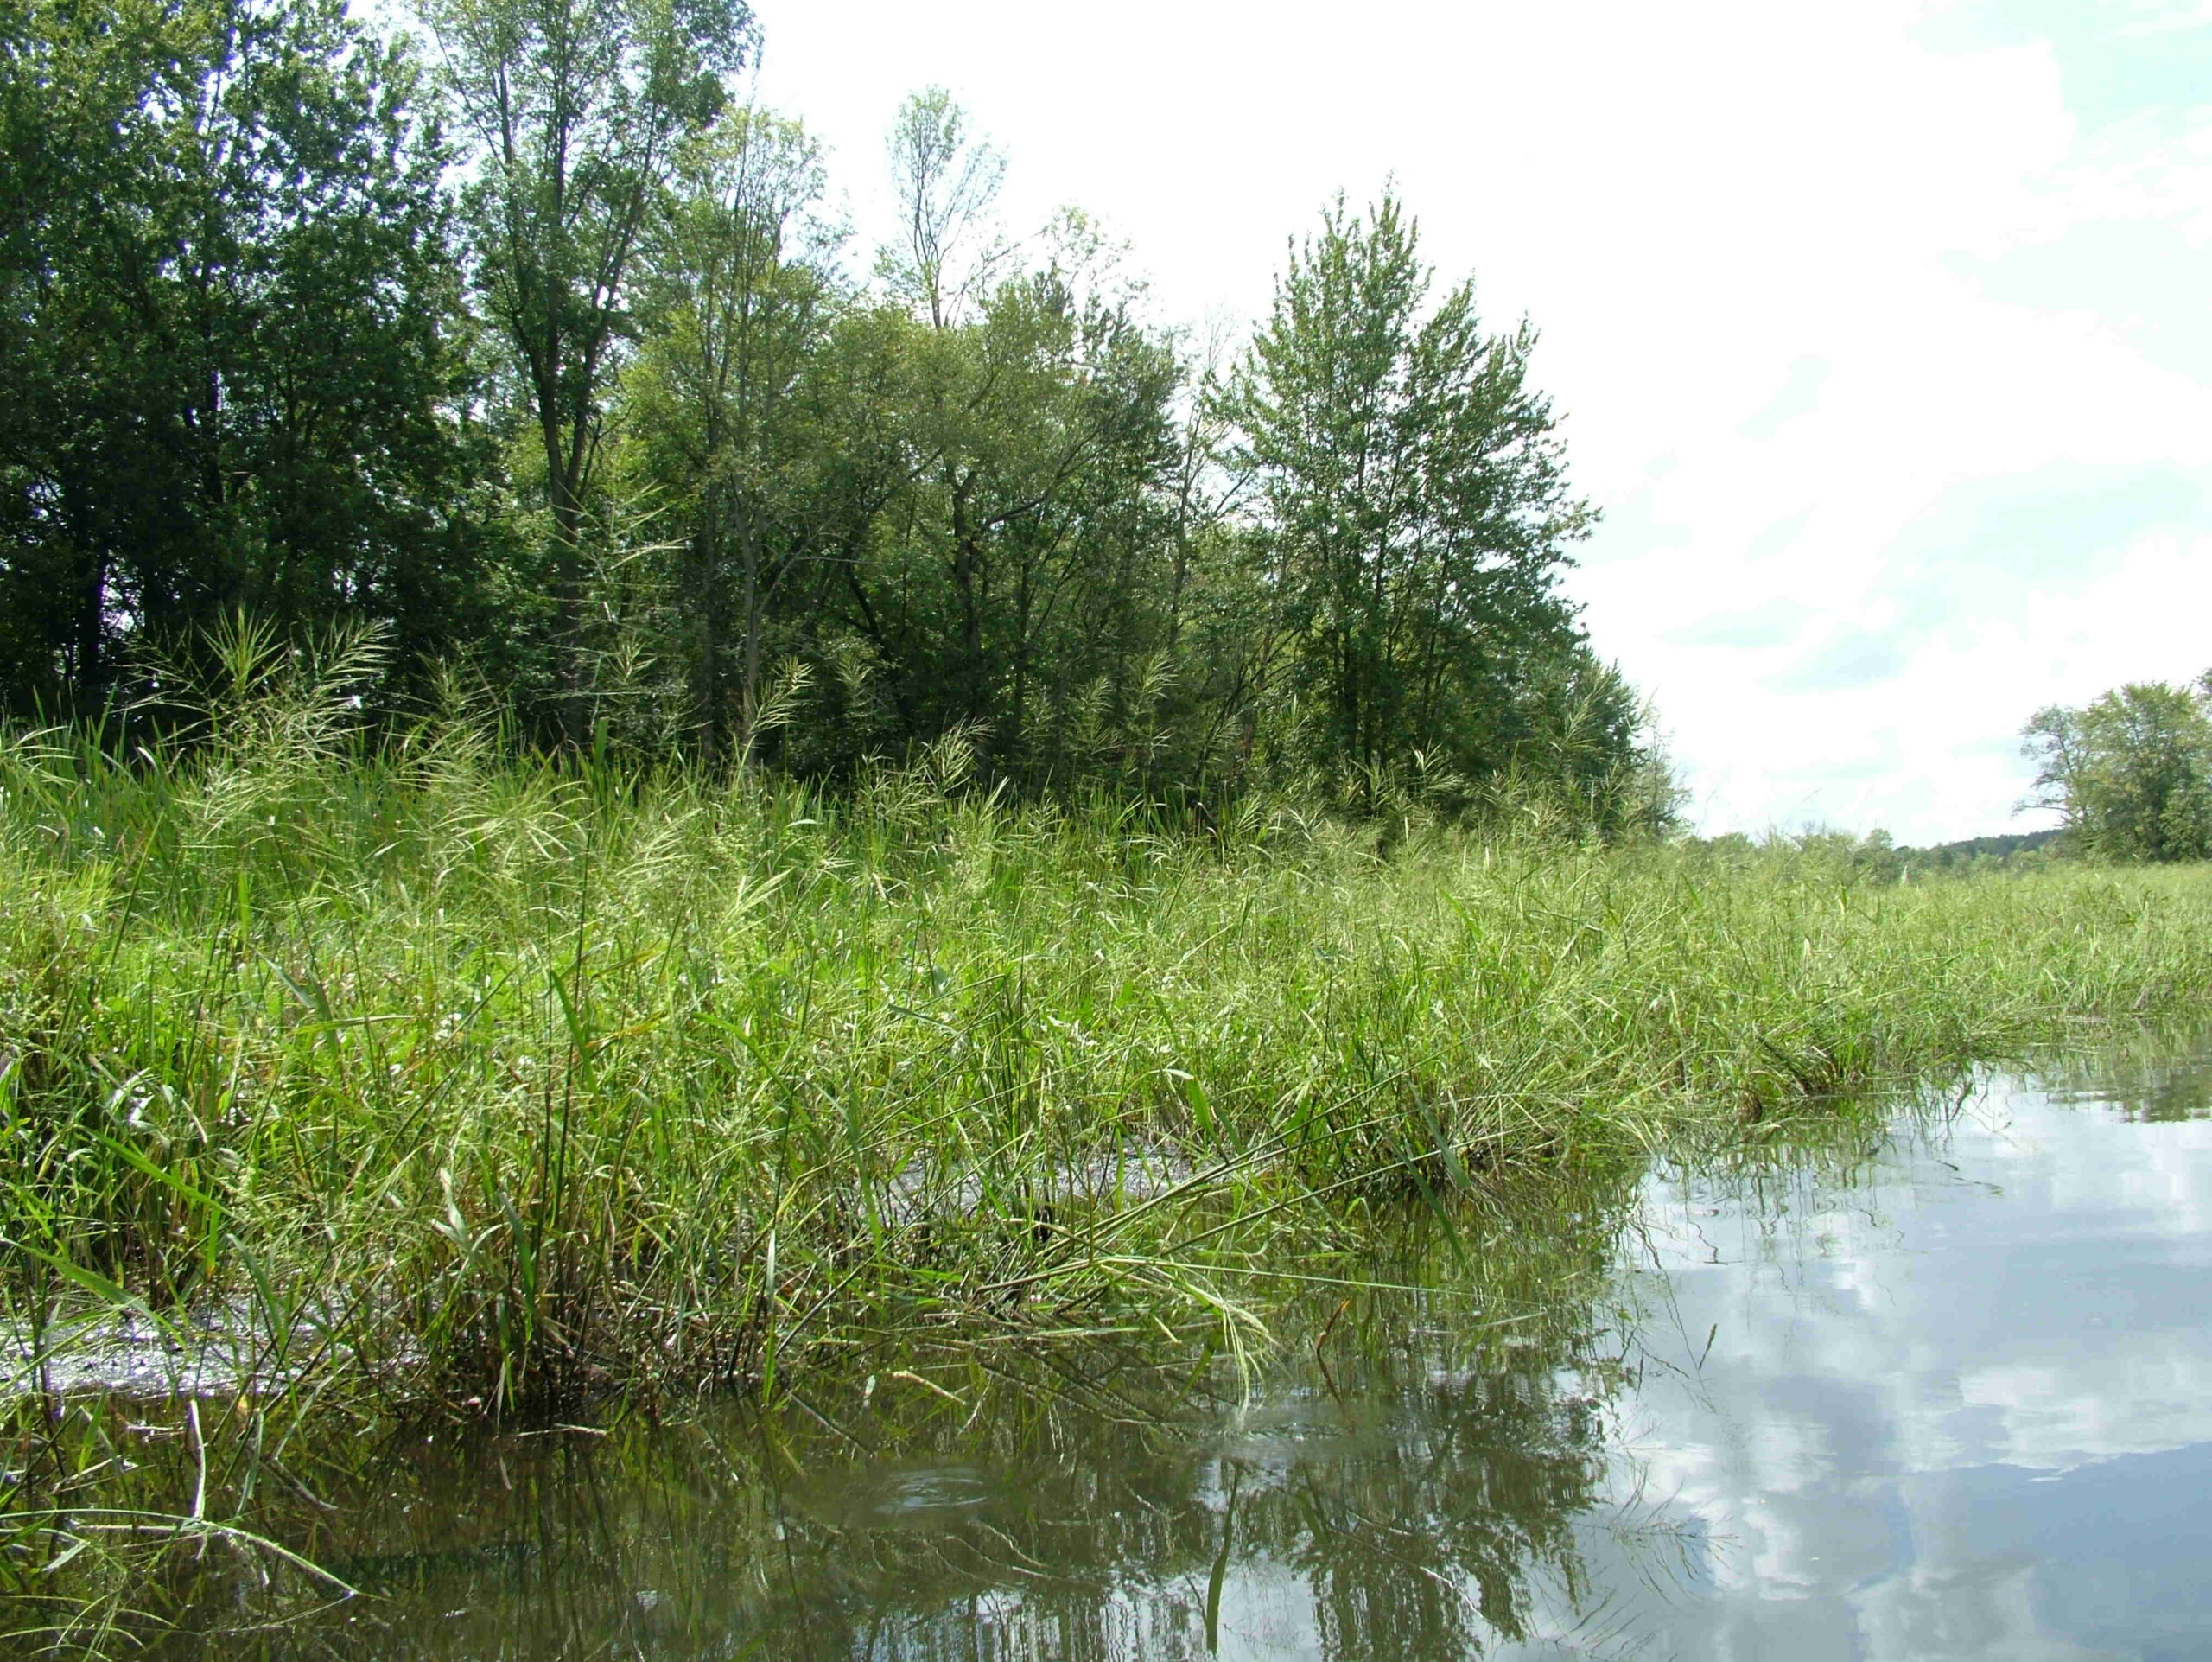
left=1894, top=829, right=2060, bottom=874
left=2023, top=677, right=2212, bottom=863
left=621, top=104, right=836, bottom=759
left=880, top=88, right=1007, bottom=332
left=829, top=230, right=1180, bottom=780
left=1221, top=192, right=1596, bottom=800
left=788, top=99, right=1182, bottom=785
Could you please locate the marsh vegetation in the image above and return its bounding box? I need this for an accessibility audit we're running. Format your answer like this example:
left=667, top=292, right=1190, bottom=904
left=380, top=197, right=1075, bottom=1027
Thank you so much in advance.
left=10, top=1018, right=2212, bottom=1657
left=5, top=657, right=2208, bottom=1417
left=0, top=640, right=2208, bottom=1658
left=9, top=0, right=2212, bottom=1651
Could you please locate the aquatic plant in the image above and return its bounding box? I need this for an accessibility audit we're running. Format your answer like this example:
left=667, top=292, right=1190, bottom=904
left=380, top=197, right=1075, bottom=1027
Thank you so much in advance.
left=3, top=675, right=2209, bottom=1426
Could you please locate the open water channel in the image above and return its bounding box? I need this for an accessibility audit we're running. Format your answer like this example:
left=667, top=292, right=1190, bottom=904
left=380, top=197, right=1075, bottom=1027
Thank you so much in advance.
left=55, top=1040, right=2212, bottom=1660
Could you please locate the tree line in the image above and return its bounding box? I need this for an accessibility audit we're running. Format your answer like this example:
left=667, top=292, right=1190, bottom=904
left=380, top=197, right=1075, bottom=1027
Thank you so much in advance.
left=0, top=0, right=1673, bottom=831
left=2024, top=675, right=2212, bottom=863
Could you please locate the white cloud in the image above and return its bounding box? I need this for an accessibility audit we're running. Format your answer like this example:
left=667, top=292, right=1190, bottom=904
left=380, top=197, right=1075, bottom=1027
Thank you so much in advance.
left=1602, top=1071, right=2212, bottom=1656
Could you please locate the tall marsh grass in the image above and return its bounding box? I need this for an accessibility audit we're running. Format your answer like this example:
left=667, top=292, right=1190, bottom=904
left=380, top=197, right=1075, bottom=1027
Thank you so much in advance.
left=3, top=646, right=2212, bottom=1421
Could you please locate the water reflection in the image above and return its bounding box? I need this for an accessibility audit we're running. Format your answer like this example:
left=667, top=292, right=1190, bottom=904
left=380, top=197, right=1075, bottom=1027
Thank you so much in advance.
left=1609, top=1054, right=2212, bottom=1659
left=2040, top=1035, right=2212, bottom=1124
left=123, top=1168, right=1657, bottom=1659
left=46, top=1041, right=2212, bottom=1660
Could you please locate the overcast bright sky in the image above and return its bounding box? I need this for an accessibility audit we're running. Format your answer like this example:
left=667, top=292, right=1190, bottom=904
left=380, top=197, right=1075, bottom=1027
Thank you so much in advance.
left=745, top=0, right=2212, bottom=844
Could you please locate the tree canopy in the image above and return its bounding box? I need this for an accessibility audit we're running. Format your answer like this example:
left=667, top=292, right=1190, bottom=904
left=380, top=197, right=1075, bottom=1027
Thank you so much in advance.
left=0, top=10, right=1671, bottom=831
left=0, top=0, right=486, bottom=710
left=1223, top=194, right=1594, bottom=800
left=2024, top=677, right=2212, bottom=863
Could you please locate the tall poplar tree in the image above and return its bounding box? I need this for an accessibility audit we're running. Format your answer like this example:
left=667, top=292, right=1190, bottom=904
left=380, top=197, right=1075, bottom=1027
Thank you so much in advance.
left=1224, top=193, right=1594, bottom=793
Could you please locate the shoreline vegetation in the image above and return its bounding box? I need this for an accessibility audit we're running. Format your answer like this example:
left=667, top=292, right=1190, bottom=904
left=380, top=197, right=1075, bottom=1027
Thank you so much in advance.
left=4, top=684, right=2212, bottom=1652
left=7, top=0, right=1675, bottom=837
left=10, top=0, right=2212, bottom=1644
left=6, top=677, right=2211, bottom=1423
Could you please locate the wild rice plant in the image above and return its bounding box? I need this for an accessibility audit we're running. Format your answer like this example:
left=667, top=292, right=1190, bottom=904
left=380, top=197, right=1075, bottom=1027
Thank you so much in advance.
left=1, top=640, right=2209, bottom=1426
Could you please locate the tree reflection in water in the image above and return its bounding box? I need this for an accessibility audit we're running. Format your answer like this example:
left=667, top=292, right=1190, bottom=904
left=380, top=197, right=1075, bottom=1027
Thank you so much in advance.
left=2037, top=1026, right=2212, bottom=1123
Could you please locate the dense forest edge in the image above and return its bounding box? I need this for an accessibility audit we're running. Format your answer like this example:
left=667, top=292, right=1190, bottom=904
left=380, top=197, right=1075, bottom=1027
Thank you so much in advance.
left=0, top=0, right=1681, bottom=836
left=7, top=0, right=2208, bottom=854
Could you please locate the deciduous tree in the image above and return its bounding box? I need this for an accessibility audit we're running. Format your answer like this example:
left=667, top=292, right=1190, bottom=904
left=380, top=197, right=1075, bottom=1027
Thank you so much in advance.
left=416, top=0, right=754, bottom=735
left=621, top=105, right=834, bottom=757
left=0, top=0, right=485, bottom=713
left=1222, top=193, right=1595, bottom=797
left=2023, top=678, right=2212, bottom=862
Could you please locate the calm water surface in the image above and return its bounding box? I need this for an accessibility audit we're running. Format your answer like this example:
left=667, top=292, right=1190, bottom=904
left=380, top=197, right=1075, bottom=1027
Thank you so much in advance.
left=159, top=1048, right=2212, bottom=1659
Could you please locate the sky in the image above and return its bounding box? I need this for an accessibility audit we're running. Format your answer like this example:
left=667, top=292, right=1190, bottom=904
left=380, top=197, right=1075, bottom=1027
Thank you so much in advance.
left=1570, top=1064, right=2212, bottom=1657
left=747, top=0, right=2212, bottom=844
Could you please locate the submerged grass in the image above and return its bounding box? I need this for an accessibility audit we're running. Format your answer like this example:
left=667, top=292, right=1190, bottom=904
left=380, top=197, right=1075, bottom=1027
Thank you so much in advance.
left=3, top=672, right=2211, bottom=1430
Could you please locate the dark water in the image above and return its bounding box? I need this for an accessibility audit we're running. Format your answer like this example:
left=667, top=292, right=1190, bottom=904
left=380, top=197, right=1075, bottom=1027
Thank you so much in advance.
left=86, top=1047, right=2212, bottom=1659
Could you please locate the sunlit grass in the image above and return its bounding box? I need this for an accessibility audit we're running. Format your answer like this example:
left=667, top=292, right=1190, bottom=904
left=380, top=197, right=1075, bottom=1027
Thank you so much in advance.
left=0, top=628, right=2202, bottom=1425
left=5, top=659, right=2212, bottom=1652
left=2, top=650, right=2209, bottom=1425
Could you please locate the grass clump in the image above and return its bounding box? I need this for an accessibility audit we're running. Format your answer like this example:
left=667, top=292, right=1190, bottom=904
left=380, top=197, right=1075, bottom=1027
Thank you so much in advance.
left=3, top=660, right=2211, bottom=1421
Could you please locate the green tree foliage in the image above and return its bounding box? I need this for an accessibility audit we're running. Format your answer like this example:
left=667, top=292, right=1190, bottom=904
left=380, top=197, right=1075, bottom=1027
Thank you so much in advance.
left=0, top=0, right=487, bottom=710
left=620, top=105, right=836, bottom=760
left=1222, top=192, right=1596, bottom=798
left=619, top=98, right=1224, bottom=793
left=880, top=86, right=1006, bottom=331
left=416, top=0, right=756, bottom=736
left=835, top=207, right=1182, bottom=785
left=2023, top=677, right=2212, bottom=863
left=0, top=13, right=1674, bottom=834
left=1497, top=646, right=1683, bottom=839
